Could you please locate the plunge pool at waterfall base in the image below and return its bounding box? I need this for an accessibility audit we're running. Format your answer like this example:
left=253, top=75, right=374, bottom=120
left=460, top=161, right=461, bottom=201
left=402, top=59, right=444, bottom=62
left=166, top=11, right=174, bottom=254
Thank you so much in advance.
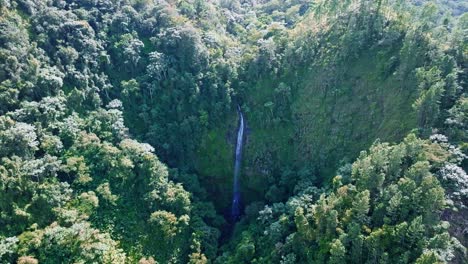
left=218, top=198, right=245, bottom=245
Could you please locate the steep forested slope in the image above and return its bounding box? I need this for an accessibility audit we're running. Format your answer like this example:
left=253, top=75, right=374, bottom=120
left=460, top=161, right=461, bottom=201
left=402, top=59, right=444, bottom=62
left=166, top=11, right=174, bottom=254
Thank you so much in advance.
left=0, top=0, right=466, bottom=263
left=198, top=0, right=467, bottom=211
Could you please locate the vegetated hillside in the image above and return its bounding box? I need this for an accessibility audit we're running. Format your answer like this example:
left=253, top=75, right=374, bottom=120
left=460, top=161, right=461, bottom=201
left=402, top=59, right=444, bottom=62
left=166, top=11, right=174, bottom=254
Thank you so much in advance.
left=197, top=47, right=420, bottom=209
left=412, top=0, right=468, bottom=16
left=0, top=0, right=466, bottom=263
left=197, top=0, right=465, bottom=210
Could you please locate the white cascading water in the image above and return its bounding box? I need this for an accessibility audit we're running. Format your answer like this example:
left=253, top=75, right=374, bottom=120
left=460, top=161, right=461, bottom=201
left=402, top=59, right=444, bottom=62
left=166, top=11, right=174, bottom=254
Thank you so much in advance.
left=231, top=105, right=244, bottom=220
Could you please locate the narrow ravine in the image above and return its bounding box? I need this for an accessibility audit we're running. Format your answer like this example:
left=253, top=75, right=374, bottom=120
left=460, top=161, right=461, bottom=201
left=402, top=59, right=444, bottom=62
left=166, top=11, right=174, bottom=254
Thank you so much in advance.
left=231, top=105, right=245, bottom=221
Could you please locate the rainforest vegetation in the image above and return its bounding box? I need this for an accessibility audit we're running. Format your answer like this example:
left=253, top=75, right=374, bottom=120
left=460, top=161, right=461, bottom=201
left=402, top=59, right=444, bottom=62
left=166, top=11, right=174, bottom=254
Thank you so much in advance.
left=0, top=0, right=467, bottom=263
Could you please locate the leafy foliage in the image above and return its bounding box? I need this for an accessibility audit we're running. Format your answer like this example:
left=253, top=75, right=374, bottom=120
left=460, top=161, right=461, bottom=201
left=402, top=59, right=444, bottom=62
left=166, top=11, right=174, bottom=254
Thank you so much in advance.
left=0, top=0, right=466, bottom=263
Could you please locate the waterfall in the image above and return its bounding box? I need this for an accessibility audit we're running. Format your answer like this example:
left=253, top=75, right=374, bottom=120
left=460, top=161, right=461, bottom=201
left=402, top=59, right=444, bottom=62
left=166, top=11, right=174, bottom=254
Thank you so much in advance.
left=231, top=105, right=244, bottom=220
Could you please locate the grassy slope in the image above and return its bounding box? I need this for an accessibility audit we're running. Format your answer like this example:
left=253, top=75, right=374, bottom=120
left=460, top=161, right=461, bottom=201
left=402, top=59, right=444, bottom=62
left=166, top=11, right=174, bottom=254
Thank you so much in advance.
left=195, top=124, right=235, bottom=210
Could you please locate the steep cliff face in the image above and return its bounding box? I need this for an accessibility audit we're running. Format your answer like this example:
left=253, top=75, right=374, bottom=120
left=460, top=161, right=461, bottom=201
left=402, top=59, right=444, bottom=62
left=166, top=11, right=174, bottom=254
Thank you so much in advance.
left=196, top=46, right=420, bottom=210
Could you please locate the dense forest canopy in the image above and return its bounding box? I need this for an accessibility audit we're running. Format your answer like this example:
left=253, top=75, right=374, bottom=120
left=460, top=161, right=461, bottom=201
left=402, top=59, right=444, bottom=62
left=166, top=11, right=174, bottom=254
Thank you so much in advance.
left=0, top=0, right=466, bottom=263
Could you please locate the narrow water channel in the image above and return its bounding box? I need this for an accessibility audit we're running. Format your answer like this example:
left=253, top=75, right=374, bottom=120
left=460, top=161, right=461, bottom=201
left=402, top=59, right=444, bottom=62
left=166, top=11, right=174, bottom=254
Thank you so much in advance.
left=231, top=105, right=244, bottom=221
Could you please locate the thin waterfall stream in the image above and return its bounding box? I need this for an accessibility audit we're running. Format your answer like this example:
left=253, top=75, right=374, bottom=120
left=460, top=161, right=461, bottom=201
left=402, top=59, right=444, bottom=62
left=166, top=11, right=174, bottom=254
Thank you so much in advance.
left=231, top=105, right=244, bottom=221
